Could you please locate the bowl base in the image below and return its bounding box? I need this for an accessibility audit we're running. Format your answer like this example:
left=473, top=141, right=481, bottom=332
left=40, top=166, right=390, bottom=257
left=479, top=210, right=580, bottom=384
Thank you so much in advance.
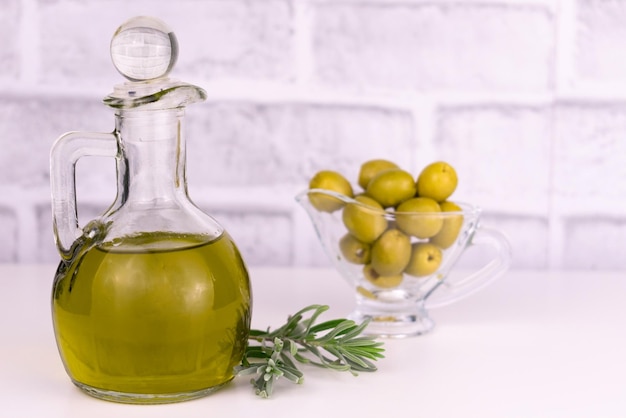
left=349, top=309, right=435, bottom=339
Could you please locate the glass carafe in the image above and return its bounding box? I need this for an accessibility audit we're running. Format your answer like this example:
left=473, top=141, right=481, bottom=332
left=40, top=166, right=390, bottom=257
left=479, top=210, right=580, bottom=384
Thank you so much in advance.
left=49, top=16, right=251, bottom=404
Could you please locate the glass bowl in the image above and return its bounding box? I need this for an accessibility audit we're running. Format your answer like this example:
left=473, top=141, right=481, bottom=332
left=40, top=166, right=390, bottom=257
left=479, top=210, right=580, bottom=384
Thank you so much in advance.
left=296, top=189, right=512, bottom=338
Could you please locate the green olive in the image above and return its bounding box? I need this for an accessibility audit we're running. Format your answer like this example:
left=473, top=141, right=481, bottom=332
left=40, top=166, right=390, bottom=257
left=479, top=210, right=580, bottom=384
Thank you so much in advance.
left=404, top=243, right=442, bottom=277
left=366, top=168, right=417, bottom=208
left=396, top=197, right=443, bottom=239
left=339, top=233, right=371, bottom=264
left=358, top=159, right=399, bottom=190
left=308, top=170, right=353, bottom=212
left=416, top=161, right=458, bottom=202
left=370, top=229, right=411, bottom=276
left=342, top=195, right=388, bottom=243
left=363, top=264, right=403, bottom=289
left=430, top=201, right=464, bottom=249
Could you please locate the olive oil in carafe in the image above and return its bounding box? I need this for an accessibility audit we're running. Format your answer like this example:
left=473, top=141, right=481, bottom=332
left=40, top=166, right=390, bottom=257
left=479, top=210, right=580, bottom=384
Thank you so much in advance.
left=52, top=232, right=251, bottom=402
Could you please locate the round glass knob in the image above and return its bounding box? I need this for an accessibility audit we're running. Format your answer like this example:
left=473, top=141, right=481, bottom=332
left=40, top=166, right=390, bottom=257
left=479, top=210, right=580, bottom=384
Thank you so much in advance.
left=110, top=16, right=178, bottom=82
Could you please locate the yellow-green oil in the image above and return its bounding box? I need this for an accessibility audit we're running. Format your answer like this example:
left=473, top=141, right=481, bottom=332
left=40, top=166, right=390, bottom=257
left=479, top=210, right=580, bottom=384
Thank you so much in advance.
left=51, top=232, right=251, bottom=403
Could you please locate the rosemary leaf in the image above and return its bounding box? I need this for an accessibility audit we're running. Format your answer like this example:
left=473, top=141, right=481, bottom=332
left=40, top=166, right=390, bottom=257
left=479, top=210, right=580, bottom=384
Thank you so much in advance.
left=237, top=304, right=385, bottom=398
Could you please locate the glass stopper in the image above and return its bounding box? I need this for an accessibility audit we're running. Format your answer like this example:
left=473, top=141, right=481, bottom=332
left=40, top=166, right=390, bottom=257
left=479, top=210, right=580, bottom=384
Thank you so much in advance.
left=110, top=16, right=178, bottom=82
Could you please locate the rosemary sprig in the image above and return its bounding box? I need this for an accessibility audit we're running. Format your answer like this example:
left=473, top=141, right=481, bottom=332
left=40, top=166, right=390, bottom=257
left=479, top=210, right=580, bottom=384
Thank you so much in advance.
left=235, top=304, right=385, bottom=398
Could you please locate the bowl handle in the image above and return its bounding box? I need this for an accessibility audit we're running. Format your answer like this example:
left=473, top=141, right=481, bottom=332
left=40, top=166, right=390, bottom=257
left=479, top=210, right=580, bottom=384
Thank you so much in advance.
left=425, top=226, right=512, bottom=308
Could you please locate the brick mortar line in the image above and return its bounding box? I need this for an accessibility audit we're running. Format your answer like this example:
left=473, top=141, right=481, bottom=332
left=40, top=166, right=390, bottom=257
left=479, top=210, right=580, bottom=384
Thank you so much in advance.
left=0, top=186, right=47, bottom=263
left=546, top=101, right=561, bottom=270
left=0, top=185, right=298, bottom=211
left=552, top=0, right=577, bottom=94
left=9, top=80, right=626, bottom=108
left=309, top=0, right=558, bottom=7
left=2, top=184, right=621, bottom=218
left=292, top=0, right=315, bottom=86
left=0, top=183, right=622, bottom=265
left=17, top=0, right=39, bottom=85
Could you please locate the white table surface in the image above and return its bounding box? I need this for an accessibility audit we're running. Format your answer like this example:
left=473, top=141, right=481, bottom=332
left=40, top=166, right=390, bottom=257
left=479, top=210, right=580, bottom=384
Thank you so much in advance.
left=1, top=264, right=625, bottom=417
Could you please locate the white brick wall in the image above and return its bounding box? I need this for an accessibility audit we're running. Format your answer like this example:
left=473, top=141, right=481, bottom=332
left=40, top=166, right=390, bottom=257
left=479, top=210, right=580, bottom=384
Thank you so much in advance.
left=313, top=3, right=555, bottom=91
left=0, top=0, right=625, bottom=270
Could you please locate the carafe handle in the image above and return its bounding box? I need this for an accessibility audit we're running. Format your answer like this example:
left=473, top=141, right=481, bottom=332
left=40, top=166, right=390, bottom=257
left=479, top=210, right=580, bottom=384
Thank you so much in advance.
left=50, top=131, right=118, bottom=259
left=425, top=226, right=512, bottom=308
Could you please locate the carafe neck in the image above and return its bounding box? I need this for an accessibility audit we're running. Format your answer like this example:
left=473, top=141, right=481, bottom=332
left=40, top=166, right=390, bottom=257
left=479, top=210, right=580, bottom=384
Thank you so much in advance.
left=114, top=109, right=189, bottom=206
